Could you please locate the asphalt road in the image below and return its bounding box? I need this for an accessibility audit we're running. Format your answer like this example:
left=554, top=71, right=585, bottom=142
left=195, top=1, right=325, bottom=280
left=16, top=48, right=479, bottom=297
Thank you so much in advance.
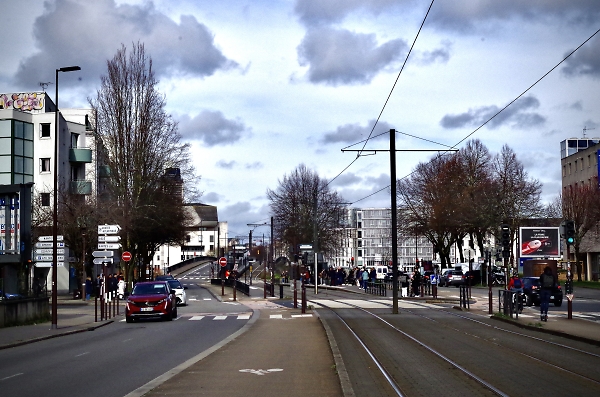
left=0, top=266, right=251, bottom=397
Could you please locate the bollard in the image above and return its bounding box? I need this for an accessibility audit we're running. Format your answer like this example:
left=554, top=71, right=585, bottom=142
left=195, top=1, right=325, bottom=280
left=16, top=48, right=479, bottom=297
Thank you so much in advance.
left=280, top=284, right=284, bottom=299
left=117, top=295, right=120, bottom=315
left=221, top=279, right=225, bottom=296
left=301, top=283, right=306, bottom=314
left=293, top=279, right=298, bottom=309
left=233, top=282, right=237, bottom=301
left=95, top=296, right=98, bottom=322
left=264, top=280, right=267, bottom=299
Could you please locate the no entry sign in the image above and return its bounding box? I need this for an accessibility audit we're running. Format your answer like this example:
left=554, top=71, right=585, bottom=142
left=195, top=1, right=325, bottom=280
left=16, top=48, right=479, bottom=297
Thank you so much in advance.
left=219, top=257, right=227, bottom=267
left=122, top=251, right=132, bottom=262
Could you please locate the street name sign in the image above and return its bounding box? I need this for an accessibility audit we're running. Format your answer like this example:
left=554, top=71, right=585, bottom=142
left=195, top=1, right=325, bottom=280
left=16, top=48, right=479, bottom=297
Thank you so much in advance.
left=98, top=224, right=121, bottom=234
left=98, top=235, right=121, bottom=242
left=38, top=235, right=64, bottom=241
left=93, top=258, right=113, bottom=265
left=98, top=243, right=121, bottom=250
left=36, top=255, right=65, bottom=261
left=92, top=250, right=114, bottom=258
left=35, top=248, right=65, bottom=255
left=35, top=262, right=65, bottom=267
left=35, top=242, right=65, bottom=248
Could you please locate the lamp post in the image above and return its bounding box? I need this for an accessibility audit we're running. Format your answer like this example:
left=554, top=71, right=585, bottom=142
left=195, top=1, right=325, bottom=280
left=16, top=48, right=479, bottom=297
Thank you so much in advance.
left=52, top=65, right=81, bottom=329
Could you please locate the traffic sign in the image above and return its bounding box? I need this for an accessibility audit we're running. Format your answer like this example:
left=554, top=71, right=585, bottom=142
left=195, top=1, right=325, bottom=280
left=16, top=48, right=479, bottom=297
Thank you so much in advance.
left=98, top=235, right=121, bottom=242
left=35, top=262, right=65, bottom=267
left=98, top=224, right=121, bottom=234
left=35, top=248, right=65, bottom=255
left=36, top=255, right=65, bottom=261
left=93, top=258, right=113, bottom=265
left=122, top=251, right=132, bottom=262
left=219, top=257, right=227, bottom=267
left=38, top=235, right=64, bottom=241
left=35, top=242, right=65, bottom=248
left=98, top=243, right=122, bottom=250
left=92, top=250, right=114, bottom=258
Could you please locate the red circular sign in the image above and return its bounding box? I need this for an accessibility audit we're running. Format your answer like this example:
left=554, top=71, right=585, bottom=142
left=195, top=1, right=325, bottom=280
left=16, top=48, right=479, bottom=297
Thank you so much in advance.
left=122, top=251, right=132, bottom=262
left=219, top=257, right=227, bottom=267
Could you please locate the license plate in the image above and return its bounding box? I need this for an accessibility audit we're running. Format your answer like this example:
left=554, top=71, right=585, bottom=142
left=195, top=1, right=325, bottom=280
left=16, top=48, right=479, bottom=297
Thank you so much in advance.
left=141, top=307, right=152, bottom=312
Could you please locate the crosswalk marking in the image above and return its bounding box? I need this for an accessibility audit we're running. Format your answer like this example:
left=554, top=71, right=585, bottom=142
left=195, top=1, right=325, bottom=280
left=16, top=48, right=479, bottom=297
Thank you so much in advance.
left=190, top=316, right=205, bottom=321
left=270, top=314, right=283, bottom=319
left=237, top=314, right=251, bottom=320
left=213, top=315, right=227, bottom=320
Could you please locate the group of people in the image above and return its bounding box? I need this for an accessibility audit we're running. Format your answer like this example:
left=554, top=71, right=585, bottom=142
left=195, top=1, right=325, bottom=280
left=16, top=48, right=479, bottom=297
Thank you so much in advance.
left=86, top=273, right=126, bottom=300
left=508, top=266, right=557, bottom=321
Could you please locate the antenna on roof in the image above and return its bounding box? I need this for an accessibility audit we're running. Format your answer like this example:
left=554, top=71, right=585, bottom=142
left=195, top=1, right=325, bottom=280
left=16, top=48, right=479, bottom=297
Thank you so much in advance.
left=583, top=126, right=595, bottom=138
left=39, top=82, right=52, bottom=92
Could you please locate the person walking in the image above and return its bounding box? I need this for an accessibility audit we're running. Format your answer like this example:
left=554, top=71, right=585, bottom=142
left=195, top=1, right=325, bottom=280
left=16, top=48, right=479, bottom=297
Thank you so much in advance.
left=117, top=276, right=125, bottom=299
left=85, top=276, right=93, bottom=300
left=361, top=268, right=369, bottom=291
left=412, top=270, right=421, bottom=297
left=539, top=266, right=556, bottom=322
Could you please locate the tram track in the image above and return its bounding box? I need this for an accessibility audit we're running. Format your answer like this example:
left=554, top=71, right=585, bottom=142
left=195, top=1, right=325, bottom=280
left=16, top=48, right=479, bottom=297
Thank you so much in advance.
left=311, top=289, right=600, bottom=397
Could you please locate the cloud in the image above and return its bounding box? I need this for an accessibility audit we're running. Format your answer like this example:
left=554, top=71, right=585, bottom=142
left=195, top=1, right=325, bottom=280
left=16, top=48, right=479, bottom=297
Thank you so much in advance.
left=440, top=96, right=546, bottom=130
left=216, top=160, right=237, bottom=169
left=245, top=162, right=263, bottom=170
left=14, top=0, right=236, bottom=90
left=179, top=110, right=248, bottom=146
left=297, top=27, right=407, bottom=85
left=201, top=191, right=222, bottom=203
left=416, top=40, right=451, bottom=65
left=562, top=39, right=600, bottom=79
left=294, top=0, right=400, bottom=26
left=320, top=119, right=394, bottom=144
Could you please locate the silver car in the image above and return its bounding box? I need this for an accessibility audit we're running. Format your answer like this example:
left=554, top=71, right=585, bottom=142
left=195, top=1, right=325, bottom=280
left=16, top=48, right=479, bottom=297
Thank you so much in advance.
left=167, top=279, right=188, bottom=306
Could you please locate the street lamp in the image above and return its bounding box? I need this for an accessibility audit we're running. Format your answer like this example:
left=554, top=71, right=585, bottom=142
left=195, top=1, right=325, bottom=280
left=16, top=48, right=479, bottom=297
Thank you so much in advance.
left=52, top=65, right=81, bottom=329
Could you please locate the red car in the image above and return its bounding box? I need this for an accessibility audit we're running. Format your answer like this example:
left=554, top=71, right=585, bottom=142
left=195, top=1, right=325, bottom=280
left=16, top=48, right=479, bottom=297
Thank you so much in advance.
left=125, top=281, right=178, bottom=322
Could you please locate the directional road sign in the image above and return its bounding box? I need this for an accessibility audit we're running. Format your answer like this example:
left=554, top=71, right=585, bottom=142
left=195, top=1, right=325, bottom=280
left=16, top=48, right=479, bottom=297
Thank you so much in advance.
left=38, top=235, right=64, bottom=241
left=36, top=255, right=65, bottom=261
left=92, top=250, right=114, bottom=258
left=35, top=242, right=65, bottom=248
left=35, top=248, right=65, bottom=255
left=98, top=224, right=121, bottom=234
left=93, top=258, right=113, bottom=265
left=98, top=243, right=122, bottom=250
left=98, top=235, right=121, bottom=242
left=35, top=262, right=65, bottom=267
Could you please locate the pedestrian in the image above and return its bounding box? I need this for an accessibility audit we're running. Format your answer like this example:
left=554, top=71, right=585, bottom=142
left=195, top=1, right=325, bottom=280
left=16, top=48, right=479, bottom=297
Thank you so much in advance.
left=85, top=276, right=93, bottom=300
left=539, top=266, right=555, bottom=322
left=412, top=270, right=421, bottom=297
left=117, top=276, right=125, bottom=299
left=361, top=268, right=369, bottom=290
left=95, top=275, right=102, bottom=298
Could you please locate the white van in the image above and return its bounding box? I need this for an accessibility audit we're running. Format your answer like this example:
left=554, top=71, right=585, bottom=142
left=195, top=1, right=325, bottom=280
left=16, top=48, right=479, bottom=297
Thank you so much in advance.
left=375, top=266, right=389, bottom=280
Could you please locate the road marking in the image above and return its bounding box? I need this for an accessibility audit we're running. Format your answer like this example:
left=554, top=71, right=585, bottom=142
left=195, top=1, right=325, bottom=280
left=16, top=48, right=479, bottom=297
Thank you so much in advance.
left=203, top=298, right=211, bottom=301
left=1, top=373, right=23, bottom=381
left=239, top=368, right=283, bottom=375
left=237, top=314, right=251, bottom=320
left=190, top=316, right=205, bottom=321
left=270, top=314, right=283, bottom=319
left=291, top=314, right=313, bottom=318
left=213, top=316, right=227, bottom=320
left=75, top=352, right=90, bottom=357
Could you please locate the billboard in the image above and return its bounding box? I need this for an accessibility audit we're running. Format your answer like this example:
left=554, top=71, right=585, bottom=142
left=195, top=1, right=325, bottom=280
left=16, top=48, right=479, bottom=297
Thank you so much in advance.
left=519, top=227, right=560, bottom=258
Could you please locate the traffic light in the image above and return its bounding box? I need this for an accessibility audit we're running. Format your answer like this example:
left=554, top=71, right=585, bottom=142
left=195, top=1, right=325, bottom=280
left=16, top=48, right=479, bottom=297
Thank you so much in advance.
left=500, top=224, right=511, bottom=259
left=565, top=220, right=575, bottom=246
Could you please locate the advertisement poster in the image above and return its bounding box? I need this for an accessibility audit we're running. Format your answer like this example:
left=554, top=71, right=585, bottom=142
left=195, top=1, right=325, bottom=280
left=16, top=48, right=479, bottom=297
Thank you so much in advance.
left=519, top=227, right=560, bottom=258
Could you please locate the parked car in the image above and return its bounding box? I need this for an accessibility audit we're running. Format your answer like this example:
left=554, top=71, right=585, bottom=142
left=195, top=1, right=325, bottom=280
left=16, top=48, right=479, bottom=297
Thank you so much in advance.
left=0, top=290, right=25, bottom=300
left=155, top=274, right=174, bottom=281
left=125, top=281, right=177, bottom=322
left=522, top=276, right=563, bottom=307
left=445, top=270, right=465, bottom=287
left=167, top=279, right=188, bottom=306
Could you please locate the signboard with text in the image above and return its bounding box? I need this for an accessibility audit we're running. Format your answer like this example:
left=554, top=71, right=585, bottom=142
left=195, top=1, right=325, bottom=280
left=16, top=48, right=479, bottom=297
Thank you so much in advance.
left=519, top=227, right=560, bottom=258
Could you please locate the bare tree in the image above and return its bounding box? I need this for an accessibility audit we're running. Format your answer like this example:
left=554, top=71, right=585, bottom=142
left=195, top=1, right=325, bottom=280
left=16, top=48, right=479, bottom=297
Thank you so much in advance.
left=90, top=42, right=195, bottom=281
left=267, top=164, right=347, bottom=258
left=561, top=184, right=600, bottom=281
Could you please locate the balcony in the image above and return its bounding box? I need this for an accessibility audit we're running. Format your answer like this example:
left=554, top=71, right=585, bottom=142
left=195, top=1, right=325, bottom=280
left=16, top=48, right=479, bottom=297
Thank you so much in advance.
left=69, top=147, right=92, bottom=163
left=70, top=180, right=92, bottom=195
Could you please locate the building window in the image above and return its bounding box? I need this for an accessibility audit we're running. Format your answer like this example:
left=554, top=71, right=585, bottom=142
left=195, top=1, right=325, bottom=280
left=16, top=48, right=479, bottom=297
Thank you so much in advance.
left=41, top=193, right=50, bottom=206
left=210, top=235, right=214, bottom=242
left=40, top=158, right=50, bottom=173
left=41, top=123, right=51, bottom=138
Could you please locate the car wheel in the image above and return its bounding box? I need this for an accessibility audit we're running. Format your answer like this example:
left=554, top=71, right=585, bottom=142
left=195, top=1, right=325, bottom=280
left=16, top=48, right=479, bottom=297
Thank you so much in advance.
left=126, top=315, right=133, bottom=323
left=554, top=299, right=563, bottom=307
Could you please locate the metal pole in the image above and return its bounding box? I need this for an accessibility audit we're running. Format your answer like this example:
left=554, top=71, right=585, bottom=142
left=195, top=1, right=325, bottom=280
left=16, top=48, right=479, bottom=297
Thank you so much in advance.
left=390, top=129, right=399, bottom=314
left=51, top=68, right=59, bottom=329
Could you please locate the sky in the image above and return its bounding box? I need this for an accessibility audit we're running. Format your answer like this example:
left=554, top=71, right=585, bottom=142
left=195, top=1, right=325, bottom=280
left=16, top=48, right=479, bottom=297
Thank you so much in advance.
left=2, top=0, right=600, bottom=240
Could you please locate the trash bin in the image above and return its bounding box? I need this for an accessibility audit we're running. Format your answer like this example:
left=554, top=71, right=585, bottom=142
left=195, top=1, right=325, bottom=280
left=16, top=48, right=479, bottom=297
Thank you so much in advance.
left=73, top=289, right=82, bottom=299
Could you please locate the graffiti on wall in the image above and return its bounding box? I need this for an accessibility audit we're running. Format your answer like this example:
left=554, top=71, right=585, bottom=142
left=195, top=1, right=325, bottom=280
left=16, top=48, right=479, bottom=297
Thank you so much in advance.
left=0, top=92, right=45, bottom=111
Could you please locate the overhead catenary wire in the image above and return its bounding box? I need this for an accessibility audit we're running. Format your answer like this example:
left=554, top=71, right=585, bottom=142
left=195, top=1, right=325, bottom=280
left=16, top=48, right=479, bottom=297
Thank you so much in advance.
left=348, top=26, right=600, bottom=206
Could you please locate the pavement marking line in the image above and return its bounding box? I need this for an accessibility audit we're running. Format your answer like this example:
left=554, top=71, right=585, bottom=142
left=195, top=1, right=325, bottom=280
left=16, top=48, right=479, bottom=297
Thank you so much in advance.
left=1, top=373, right=23, bottom=381
left=213, top=316, right=227, bottom=320
left=291, top=314, right=313, bottom=318
left=336, top=299, right=390, bottom=309
left=75, top=352, right=90, bottom=357
left=239, top=368, right=283, bottom=375
left=203, top=298, right=211, bottom=301
left=270, top=314, right=283, bottom=319
left=237, top=315, right=251, bottom=320
left=189, top=316, right=205, bottom=321
left=309, top=299, right=353, bottom=308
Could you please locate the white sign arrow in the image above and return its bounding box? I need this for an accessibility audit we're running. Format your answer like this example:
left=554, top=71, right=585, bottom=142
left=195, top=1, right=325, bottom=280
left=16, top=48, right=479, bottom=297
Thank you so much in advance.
left=38, top=235, right=64, bottom=241
left=93, top=258, right=113, bottom=265
left=35, top=262, right=65, bottom=267
left=98, top=243, right=121, bottom=250
left=92, top=250, right=114, bottom=258
left=98, top=224, right=121, bottom=235
left=98, top=235, right=121, bottom=242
